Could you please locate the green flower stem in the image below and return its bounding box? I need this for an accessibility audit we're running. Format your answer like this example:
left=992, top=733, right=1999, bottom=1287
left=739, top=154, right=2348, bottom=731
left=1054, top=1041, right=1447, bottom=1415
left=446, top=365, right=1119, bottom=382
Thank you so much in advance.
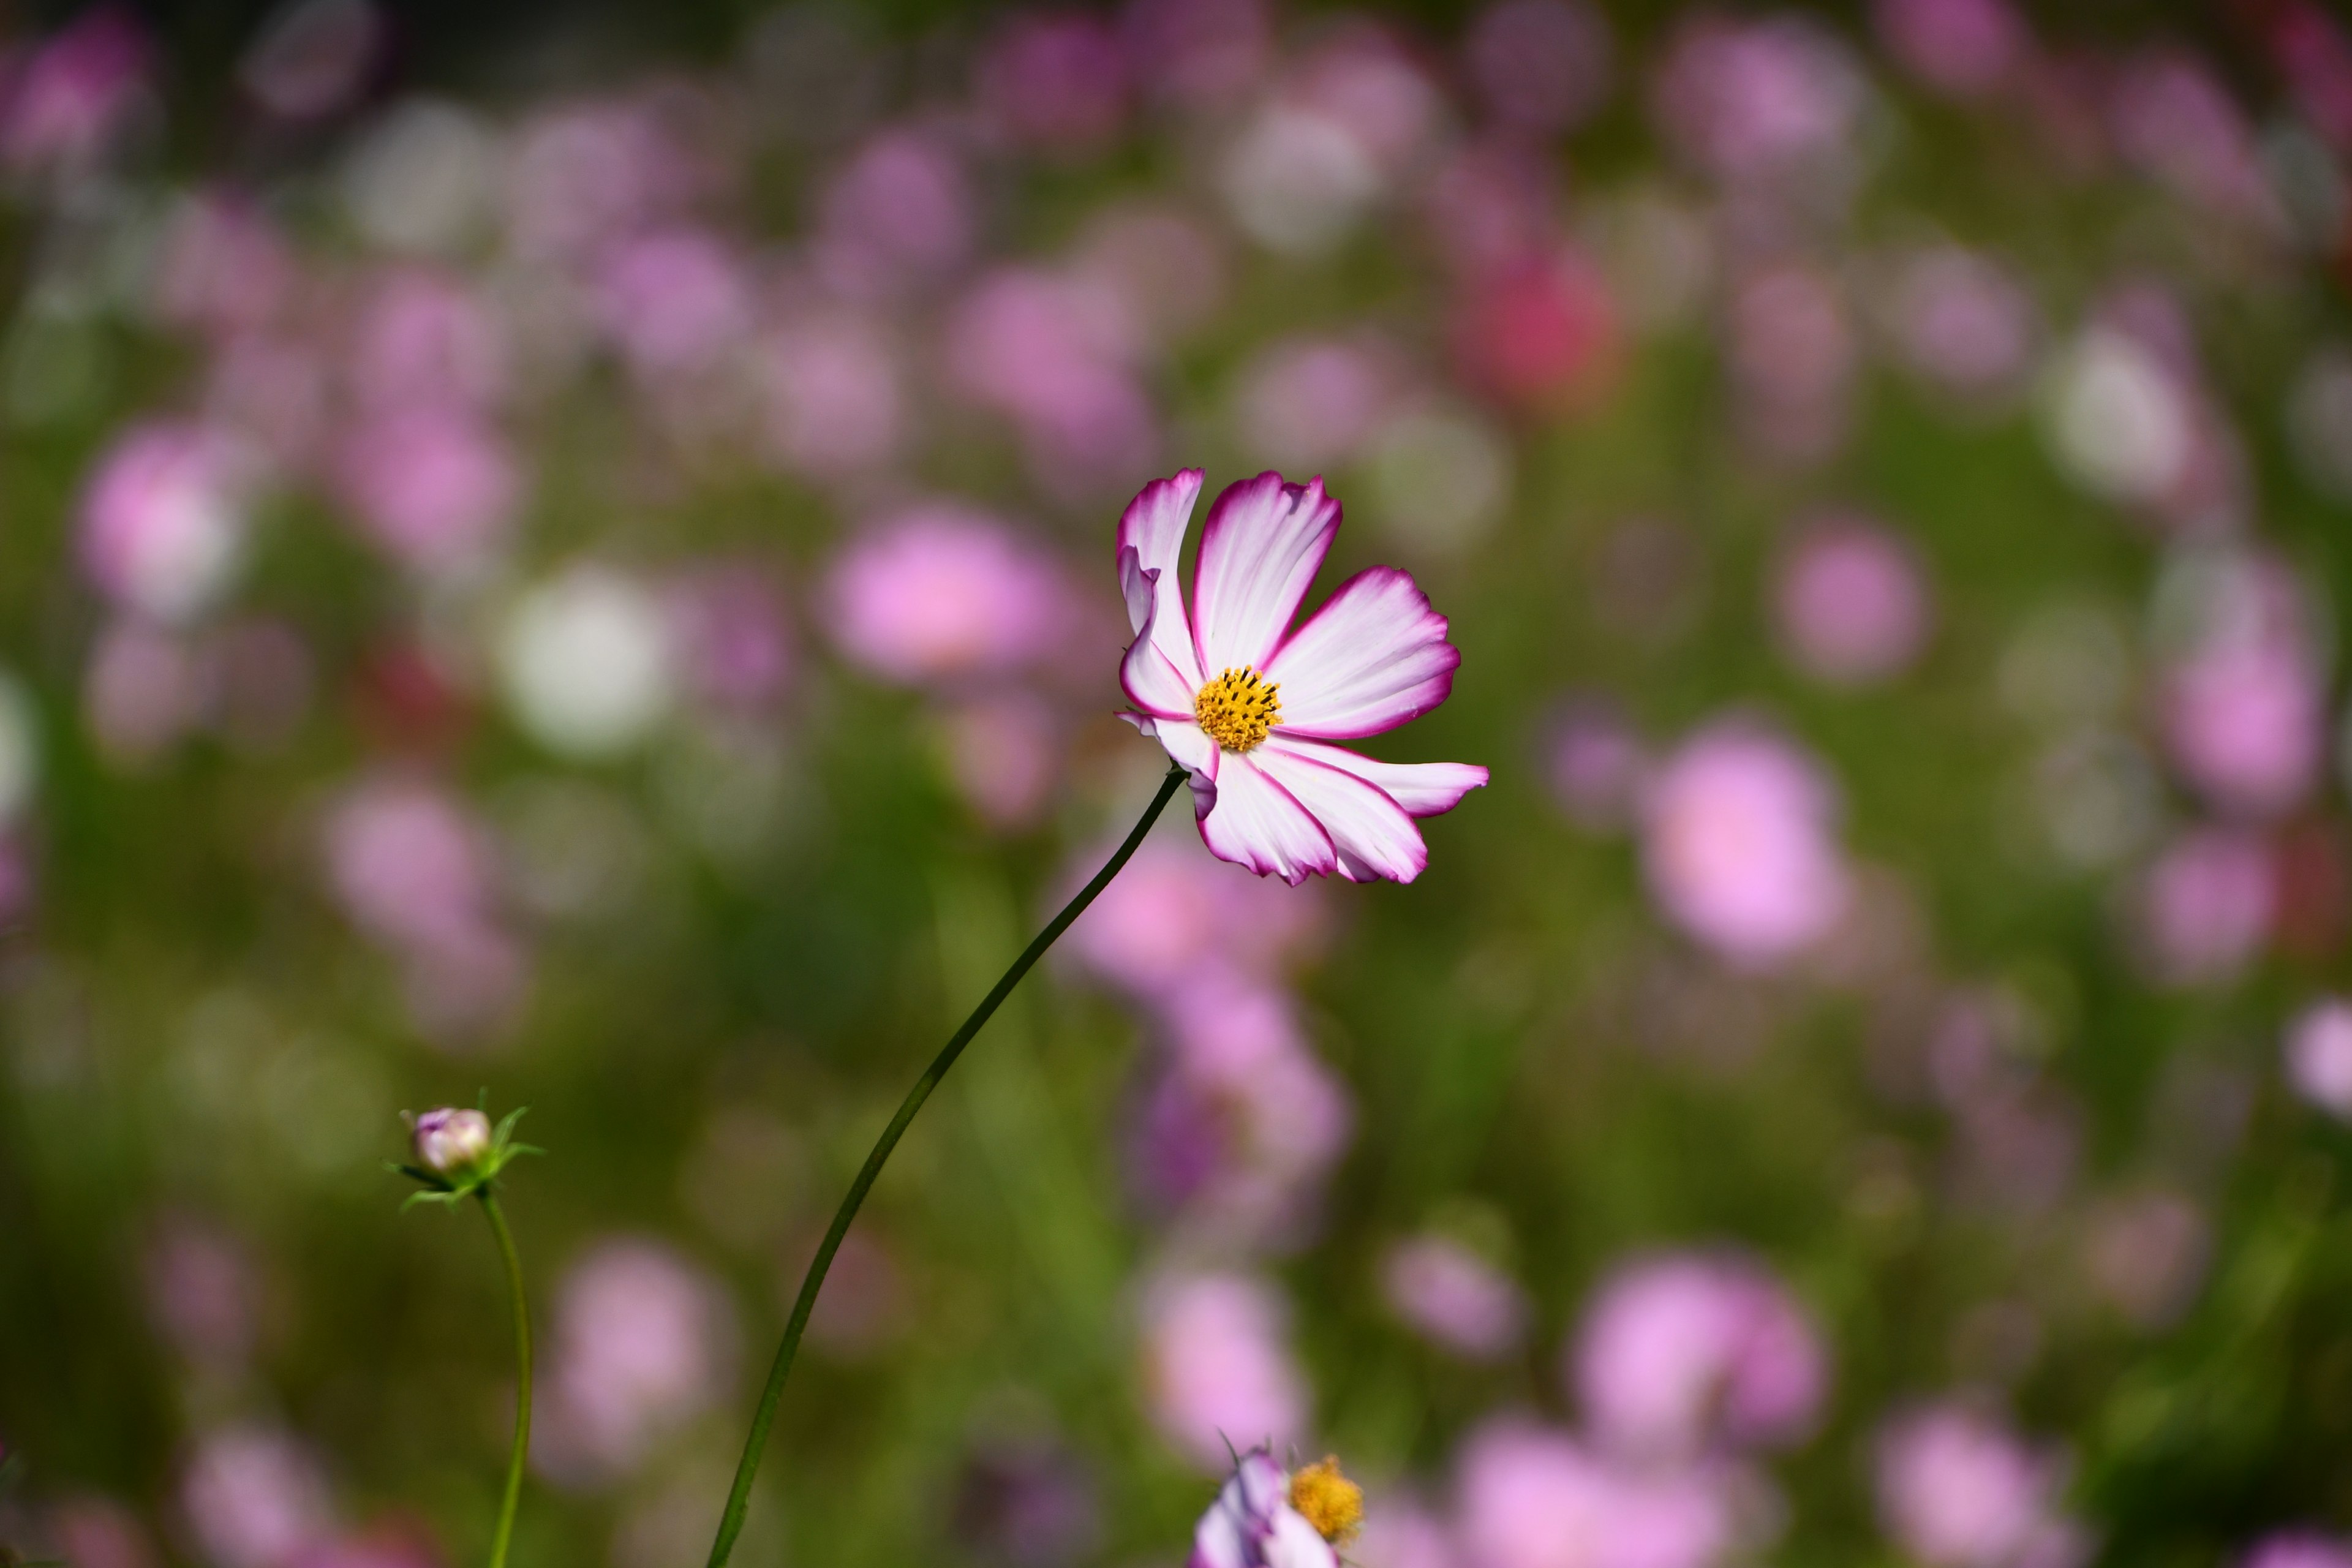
left=703, top=761, right=1192, bottom=1568
left=478, top=1191, right=532, bottom=1568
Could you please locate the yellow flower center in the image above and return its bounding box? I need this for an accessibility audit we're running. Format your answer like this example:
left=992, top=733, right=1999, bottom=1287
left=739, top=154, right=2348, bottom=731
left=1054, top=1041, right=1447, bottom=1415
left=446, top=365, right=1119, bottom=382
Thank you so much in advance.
left=1289, top=1457, right=1363, bottom=1546
left=1194, top=666, right=1281, bottom=753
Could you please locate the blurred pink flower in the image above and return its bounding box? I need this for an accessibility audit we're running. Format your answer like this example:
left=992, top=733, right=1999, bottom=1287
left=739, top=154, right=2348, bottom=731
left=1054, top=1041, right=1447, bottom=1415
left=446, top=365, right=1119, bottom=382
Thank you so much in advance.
left=1874, top=1406, right=2079, bottom=1568
left=815, top=128, right=974, bottom=298
left=2244, top=1533, right=2352, bottom=1568
left=1771, top=516, right=1932, bottom=686
left=506, top=102, right=695, bottom=264
left=1142, top=1272, right=1308, bottom=1471
left=80, top=421, right=254, bottom=625
left=1232, top=337, right=1400, bottom=471
left=181, top=1426, right=334, bottom=1568
left=594, top=228, right=753, bottom=378
left=2138, top=827, right=2274, bottom=989
left=334, top=408, right=520, bottom=576
left=1064, top=836, right=1322, bottom=1001
left=1356, top=1497, right=1460, bottom=1568
left=238, top=0, right=384, bottom=121
left=1572, top=1251, right=1826, bottom=1460
left=1422, top=141, right=1559, bottom=282
left=48, top=1498, right=156, bottom=1568
left=2269, top=5, right=2352, bottom=153
left=1641, top=720, right=1850, bottom=968
left=1455, top=1419, right=1744, bottom=1568
left=1072, top=203, right=1230, bottom=347
left=347, top=271, right=507, bottom=413
left=939, top=690, right=1061, bottom=831
left=1546, top=696, right=1646, bottom=832
left=144, top=1216, right=260, bottom=1368
left=1883, top=247, right=2038, bottom=402
left=1728, top=264, right=1855, bottom=466
left=2157, top=554, right=2324, bottom=821
left=977, top=13, right=1128, bottom=155
left=1463, top=0, right=1613, bottom=137
left=2084, top=1191, right=2209, bottom=1329
left=1652, top=16, right=1866, bottom=192
left=85, top=620, right=201, bottom=764
left=1188, top=1448, right=1338, bottom=1568
left=1452, top=249, right=1621, bottom=412
left=0, top=7, right=150, bottom=173
left=756, top=311, right=904, bottom=479
left=2283, top=998, right=2352, bottom=1118
left=1117, top=470, right=1488, bottom=884
left=1872, top=0, right=2027, bottom=98
left=538, top=1239, right=734, bottom=1482
left=824, top=506, right=1080, bottom=687
left=2110, top=52, right=2280, bottom=233
left=1381, top=1235, right=1529, bottom=1360
left=153, top=194, right=297, bottom=339
left=667, top=565, right=792, bottom=712
left=1120, top=0, right=1272, bottom=108
left=946, top=266, right=1158, bottom=493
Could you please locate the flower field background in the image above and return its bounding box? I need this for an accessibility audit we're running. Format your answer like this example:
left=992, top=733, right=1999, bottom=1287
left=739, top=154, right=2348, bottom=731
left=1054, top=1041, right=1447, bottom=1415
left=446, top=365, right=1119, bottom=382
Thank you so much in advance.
left=4, top=1, right=2352, bottom=1566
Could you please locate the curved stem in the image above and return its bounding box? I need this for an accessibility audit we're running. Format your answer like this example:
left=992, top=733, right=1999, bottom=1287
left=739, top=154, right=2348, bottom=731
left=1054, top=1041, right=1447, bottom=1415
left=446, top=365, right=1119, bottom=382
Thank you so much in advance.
left=478, top=1191, right=532, bottom=1568
left=703, top=761, right=1192, bottom=1568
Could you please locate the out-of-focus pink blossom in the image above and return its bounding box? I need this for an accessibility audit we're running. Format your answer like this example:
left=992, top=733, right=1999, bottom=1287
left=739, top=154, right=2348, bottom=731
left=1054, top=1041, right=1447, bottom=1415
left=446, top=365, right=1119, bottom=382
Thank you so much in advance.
left=823, top=507, right=1080, bottom=687
left=1872, top=0, right=2027, bottom=99
left=1874, top=1406, right=2079, bottom=1568
left=1141, top=1271, right=1307, bottom=1471
left=80, top=422, right=254, bottom=625
left=2284, top=998, right=2352, bottom=1118
left=1381, top=1235, right=1528, bottom=1360
left=47, top=1498, right=156, bottom=1568
left=815, top=129, right=974, bottom=299
left=667, top=565, right=791, bottom=712
left=939, top=690, right=1061, bottom=831
left=1357, top=1496, right=1460, bottom=1568
left=1232, top=337, right=1400, bottom=471
left=1292, top=29, right=1444, bottom=178
left=978, top=13, right=1128, bottom=156
left=1546, top=696, right=1646, bottom=832
left=335, top=408, right=520, bottom=576
left=206, top=335, right=331, bottom=467
left=145, top=1216, right=260, bottom=1368
left=2269, top=4, right=2352, bottom=153
left=946, top=267, right=1156, bottom=492
left=1652, top=16, right=1867, bottom=194
left=1064, top=837, right=1322, bottom=1000
left=2110, top=52, right=2280, bottom=233
left=153, top=194, right=297, bottom=339
left=950, top=1435, right=1101, bottom=1568
left=0, top=7, right=150, bottom=173
left=1455, top=1419, right=1745, bottom=1568
left=1463, top=0, right=1612, bottom=137
left=2084, top=1191, right=2209, bottom=1329
left=2244, top=1532, right=2352, bottom=1568
left=2138, top=827, right=2275, bottom=989
left=181, top=1426, right=334, bottom=1568
left=347, top=271, right=506, bottom=413
left=85, top=621, right=201, bottom=764
left=593, top=228, right=752, bottom=378
left=1422, top=142, right=1559, bottom=281
left=1771, top=516, right=1932, bottom=686
left=238, top=0, right=383, bottom=121
left=2155, top=552, right=2324, bottom=821
left=1642, top=721, right=1850, bottom=968
left=756, top=311, right=903, bottom=479
left=1121, top=0, right=1272, bottom=109
left=1882, top=247, right=2038, bottom=402
left=505, top=102, right=695, bottom=264
left=1573, top=1251, right=1826, bottom=1460
left=538, top=1238, right=734, bottom=1482
left=1072, top=203, right=1229, bottom=347
left=1728, top=264, right=1855, bottom=465
left=1452, top=249, right=1621, bottom=412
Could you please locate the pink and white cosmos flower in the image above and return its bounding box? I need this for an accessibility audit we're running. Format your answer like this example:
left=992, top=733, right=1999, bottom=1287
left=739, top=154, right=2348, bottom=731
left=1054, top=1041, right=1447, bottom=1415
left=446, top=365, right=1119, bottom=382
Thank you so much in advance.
left=1189, top=1449, right=1343, bottom=1568
left=1116, top=469, right=1487, bottom=884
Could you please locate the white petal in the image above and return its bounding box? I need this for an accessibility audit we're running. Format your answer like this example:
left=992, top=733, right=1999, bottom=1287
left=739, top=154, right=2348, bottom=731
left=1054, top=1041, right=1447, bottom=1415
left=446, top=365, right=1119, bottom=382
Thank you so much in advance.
left=1253, top=739, right=1428, bottom=883
left=1192, top=472, right=1341, bottom=676
left=1199, top=752, right=1335, bottom=886
left=1264, top=567, right=1458, bottom=740
left=1120, top=470, right=1206, bottom=686
left=1122, top=567, right=1202, bottom=718
left=1189, top=1496, right=1251, bottom=1568
left=1259, top=734, right=1488, bottom=818
left=1264, top=1507, right=1341, bottom=1568
left=1148, top=718, right=1223, bottom=818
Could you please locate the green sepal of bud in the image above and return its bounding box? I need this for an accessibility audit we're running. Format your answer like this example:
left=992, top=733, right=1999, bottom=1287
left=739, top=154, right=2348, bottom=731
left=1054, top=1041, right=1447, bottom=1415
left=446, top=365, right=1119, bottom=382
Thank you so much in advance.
left=391, top=1101, right=543, bottom=1212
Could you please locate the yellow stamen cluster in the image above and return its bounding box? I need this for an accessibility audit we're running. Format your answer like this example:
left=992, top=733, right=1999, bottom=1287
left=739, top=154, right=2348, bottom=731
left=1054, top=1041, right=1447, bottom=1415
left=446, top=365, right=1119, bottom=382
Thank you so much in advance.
left=1289, top=1457, right=1363, bottom=1547
left=1194, top=666, right=1281, bottom=753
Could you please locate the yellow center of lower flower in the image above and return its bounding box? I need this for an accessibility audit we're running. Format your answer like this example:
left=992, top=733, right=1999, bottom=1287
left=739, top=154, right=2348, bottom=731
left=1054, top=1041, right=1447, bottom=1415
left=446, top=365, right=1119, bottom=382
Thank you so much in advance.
left=1289, top=1457, right=1363, bottom=1546
left=1194, top=666, right=1281, bottom=753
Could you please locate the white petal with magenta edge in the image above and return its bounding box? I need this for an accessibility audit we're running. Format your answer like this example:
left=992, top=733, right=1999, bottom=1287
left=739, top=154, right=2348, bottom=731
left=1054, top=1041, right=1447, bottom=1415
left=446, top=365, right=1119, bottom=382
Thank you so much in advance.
left=1191, top=472, right=1341, bottom=677
left=1264, top=566, right=1458, bottom=741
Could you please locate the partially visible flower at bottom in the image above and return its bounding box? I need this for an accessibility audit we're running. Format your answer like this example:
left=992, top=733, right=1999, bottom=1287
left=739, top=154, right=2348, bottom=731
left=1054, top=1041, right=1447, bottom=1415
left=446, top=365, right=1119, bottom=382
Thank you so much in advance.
left=1189, top=1448, right=1362, bottom=1568
left=2243, top=1532, right=2352, bottom=1568
left=1143, top=1272, right=1307, bottom=1471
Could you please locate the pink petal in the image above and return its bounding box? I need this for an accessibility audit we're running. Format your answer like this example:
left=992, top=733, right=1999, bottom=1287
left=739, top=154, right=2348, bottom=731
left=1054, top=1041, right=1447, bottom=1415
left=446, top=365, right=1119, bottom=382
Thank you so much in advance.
left=1192, top=472, right=1341, bottom=677
left=1199, top=752, right=1336, bottom=886
left=1259, top=734, right=1488, bottom=818
left=1120, top=470, right=1207, bottom=687
left=1264, top=566, right=1460, bottom=739
left=1122, top=566, right=1203, bottom=717
left=1150, top=717, right=1224, bottom=818
left=1253, top=741, right=1428, bottom=883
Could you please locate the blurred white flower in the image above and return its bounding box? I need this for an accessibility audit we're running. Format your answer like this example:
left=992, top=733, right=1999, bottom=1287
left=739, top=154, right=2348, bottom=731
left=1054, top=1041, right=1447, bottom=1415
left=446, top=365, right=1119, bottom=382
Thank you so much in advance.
left=1220, top=108, right=1382, bottom=255
left=2040, top=330, right=2194, bottom=507
left=339, top=99, right=502, bottom=257
left=497, top=566, right=677, bottom=759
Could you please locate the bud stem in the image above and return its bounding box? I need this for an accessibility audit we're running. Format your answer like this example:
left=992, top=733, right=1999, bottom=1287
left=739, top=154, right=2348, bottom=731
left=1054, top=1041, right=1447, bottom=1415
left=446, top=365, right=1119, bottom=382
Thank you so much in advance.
left=702, top=762, right=1193, bottom=1568
left=479, top=1191, right=532, bottom=1568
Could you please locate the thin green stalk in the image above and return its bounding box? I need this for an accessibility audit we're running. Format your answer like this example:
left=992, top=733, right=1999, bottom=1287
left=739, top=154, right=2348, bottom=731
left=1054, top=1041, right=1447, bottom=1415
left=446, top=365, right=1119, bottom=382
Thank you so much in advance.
left=479, top=1191, right=532, bottom=1568
left=703, top=761, right=1192, bottom=1568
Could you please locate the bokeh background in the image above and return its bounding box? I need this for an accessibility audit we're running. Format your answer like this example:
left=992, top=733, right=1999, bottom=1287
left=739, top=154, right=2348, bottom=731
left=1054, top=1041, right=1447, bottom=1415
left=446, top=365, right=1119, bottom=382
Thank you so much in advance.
left=4, top=1, right=2352, bottom=1566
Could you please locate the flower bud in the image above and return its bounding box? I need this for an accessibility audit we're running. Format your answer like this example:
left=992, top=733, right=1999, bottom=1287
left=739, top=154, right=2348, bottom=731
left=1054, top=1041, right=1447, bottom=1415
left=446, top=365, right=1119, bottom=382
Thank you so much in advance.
left=412, top=1107, right=493, bottom=1177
